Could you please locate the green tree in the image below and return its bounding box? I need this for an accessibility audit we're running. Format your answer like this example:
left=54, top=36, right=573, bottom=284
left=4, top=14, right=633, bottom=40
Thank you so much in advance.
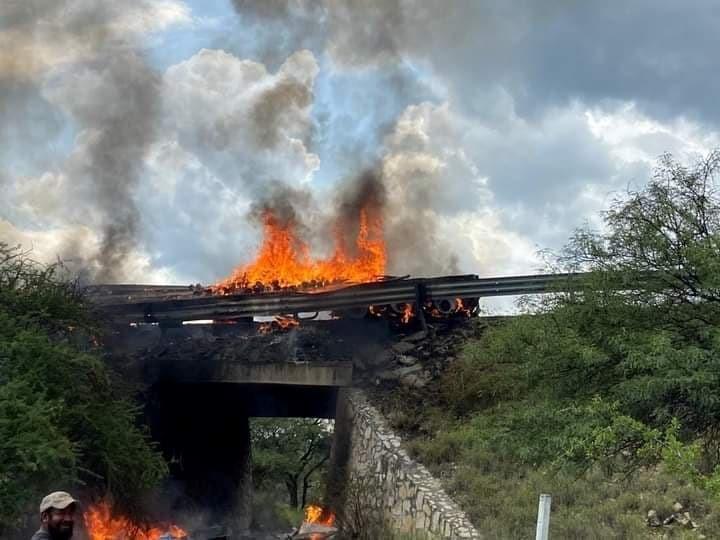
left=251, top=418, right=332, bottom=509
left=0, top=243, right=167, bottom=533
left=442, top=151, right=720, bottom=489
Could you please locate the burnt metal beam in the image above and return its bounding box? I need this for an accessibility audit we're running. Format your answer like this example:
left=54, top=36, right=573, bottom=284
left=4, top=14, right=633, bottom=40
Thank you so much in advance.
left=87, top=272, right=591, bottom=324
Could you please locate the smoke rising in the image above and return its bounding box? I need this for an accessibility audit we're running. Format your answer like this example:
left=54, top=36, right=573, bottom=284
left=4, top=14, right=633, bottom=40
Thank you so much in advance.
left=248, top=181, right=316, bottom=232
left=250, top=79, right=313, bottom=149
left=229, top=0, right=462, bottom=276
left=230, top=0, right=406, bottom=67
left=335, top=170, right=386, bottom=224
left=231, top=0, right=294, bottom=19
left=332, top=169, right=386, bottom=255
left=163, top=48, right=319, bottom=192
left=2, top=1, right=593, bottom=284
left=59, top=51, right=161, bottom=282
left=0, top=1, right=178, bottom=282
left=325, top=0, right=405, bottom=67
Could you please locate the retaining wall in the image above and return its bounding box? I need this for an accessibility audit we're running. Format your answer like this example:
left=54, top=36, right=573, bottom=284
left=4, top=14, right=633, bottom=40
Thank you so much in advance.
left=340, top=389, right=481, bottom=539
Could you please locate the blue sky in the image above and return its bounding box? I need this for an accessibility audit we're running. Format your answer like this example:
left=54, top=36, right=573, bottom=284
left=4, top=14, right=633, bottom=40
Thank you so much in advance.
left=1, top=0, right=719, bottom=290
left=143, top=1, right=438, bottom=189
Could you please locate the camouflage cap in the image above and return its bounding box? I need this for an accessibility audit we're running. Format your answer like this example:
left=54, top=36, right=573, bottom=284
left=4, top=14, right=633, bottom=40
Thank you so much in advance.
left=40, top=492, right=78, bottom=514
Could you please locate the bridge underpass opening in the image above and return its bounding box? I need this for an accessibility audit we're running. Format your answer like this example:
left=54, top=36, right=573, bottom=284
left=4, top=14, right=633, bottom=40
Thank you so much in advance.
left=145, top=364, right=350, bottom=537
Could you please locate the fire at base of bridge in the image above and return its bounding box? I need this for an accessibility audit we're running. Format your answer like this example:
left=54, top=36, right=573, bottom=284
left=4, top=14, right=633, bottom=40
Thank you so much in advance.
left=82, top=501, right=336, bottom=539
left=291, top=505, right=337, bottom=539
left=84, top=502, right=187, bottom=540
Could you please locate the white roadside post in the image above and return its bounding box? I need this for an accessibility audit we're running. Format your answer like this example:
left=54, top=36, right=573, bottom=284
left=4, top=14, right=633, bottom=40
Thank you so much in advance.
left=535, top=493, right=552, bottom=540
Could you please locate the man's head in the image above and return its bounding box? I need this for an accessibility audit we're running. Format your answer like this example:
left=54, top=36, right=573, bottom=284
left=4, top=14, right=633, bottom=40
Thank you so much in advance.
left=39, top=492, right=78, bottom=540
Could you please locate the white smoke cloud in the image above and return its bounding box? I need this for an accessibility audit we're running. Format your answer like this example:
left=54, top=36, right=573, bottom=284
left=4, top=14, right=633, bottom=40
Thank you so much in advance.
left=162, top=48, right=320, bottom=191
left=0, top=0, right=191, bottom=79
left=382, top=101, right=538, bottom=276
left=0, top=218, right=175, bottom=284
left=0, top=0, right=192, bottom=282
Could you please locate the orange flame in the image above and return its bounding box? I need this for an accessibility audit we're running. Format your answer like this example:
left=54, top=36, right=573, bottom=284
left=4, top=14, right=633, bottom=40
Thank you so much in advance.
left=455, top=298, right=472, bottom=317
left=214, top=205, right=385, bottom=293
left=258, top=322, right=273, bottom=335
left=257, top=316, right=300, bottom=334
left=304, top=504, right=336, bottom=527
left=84, top=502, right=186, bottom=540
left=276, top=315, right=300, bottom=329
left=401, top=303, right=414, bottom=324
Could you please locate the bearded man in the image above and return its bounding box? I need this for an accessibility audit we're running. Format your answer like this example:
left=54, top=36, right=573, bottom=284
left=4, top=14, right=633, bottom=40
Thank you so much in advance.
left=31, top=492, right=78, bottom=540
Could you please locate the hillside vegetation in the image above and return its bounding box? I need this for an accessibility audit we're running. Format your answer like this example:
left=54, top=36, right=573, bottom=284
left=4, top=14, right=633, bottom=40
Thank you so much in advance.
left=0, top=244, right=167, bottom=535
left=379, top=152, right=720, bottom=538
left=251, top=417, right=332, bottom=529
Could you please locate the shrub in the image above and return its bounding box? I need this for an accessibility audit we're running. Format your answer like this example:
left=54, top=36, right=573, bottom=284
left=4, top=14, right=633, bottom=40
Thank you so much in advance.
left=0, top=244, right=167, bottom=533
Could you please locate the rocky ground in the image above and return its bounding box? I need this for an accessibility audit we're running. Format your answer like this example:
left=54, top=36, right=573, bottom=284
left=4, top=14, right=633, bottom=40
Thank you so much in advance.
left=353, top=319, right=484, bottom=389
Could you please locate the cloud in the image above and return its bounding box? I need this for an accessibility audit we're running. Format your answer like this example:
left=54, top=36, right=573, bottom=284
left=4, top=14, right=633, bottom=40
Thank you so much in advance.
left=0, top=0, right=191, bottom=282
left=381, top=97, right=720, bottom=275
left=0, top=1, right=191, bottom=79
left=512, top=1, right=720, bottom=125
left=586, top=104, right=720, bottom=166
left=133, top=48, right=321, bottom=282
left=230, top=1, right=720, bottom=129
left=382, top=101, right=535, bottom=276
left=4, top=0, right=720, bottom=292
left=163, top=48, right=320, bottom=192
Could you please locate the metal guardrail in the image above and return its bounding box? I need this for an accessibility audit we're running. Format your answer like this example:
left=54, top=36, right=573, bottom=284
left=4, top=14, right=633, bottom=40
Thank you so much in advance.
left=426, top=273, right=583, bottom=298
left=87, top=272, right=588, bottom=324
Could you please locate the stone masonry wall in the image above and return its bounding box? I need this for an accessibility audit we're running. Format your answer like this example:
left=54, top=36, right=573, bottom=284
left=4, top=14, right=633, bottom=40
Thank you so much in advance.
left=344, top=390, right=481, bottom=539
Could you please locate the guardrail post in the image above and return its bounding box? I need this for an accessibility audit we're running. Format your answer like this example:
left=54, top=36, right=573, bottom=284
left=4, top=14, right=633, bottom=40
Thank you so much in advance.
left=535, top=493, right=551, bottom=540
left=414, top=283, right=428, bottom=331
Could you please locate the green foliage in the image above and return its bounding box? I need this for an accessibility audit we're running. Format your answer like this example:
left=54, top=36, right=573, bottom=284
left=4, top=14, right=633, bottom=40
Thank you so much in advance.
left=407, top=418, right=720, bottom=539
left=0, top=243, right=167, bottom=532
left=0, top=244, right=90, bottom=332
left=438, top=152, right=720, bottom=482
left=660, top=419, right=720, bottom=499
left=272, top=503, right=305, bottom=528
left=0, top=380, right=75, bottom=527
left=251, top=418, right=332, bottom=509
left=251, top=491, right=305, bottom=531
left=393, top=152, right=720, bottom=536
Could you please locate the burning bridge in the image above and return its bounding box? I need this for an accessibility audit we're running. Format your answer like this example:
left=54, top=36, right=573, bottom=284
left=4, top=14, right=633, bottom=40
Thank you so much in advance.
left=90, top=272, right=582, bottom=422
left=88, top=272, right=581, bottom=325
left=88, top=272, right=580, bottom=537
left=88, top=272, right=583, bottom=420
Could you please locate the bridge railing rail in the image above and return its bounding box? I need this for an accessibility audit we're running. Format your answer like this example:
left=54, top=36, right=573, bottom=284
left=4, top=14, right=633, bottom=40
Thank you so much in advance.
left=86, top=272, right=594, bottom=324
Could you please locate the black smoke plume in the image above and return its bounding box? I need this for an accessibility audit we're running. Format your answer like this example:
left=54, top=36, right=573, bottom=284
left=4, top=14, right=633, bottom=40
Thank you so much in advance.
left=0, top=1, right=161, bottom=283
left=229, top=0, right=459, bottom=276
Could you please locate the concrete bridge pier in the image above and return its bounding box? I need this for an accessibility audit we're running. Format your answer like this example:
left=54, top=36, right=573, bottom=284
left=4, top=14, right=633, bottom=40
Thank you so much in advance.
left=326, top=388, right=353, bottom=515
